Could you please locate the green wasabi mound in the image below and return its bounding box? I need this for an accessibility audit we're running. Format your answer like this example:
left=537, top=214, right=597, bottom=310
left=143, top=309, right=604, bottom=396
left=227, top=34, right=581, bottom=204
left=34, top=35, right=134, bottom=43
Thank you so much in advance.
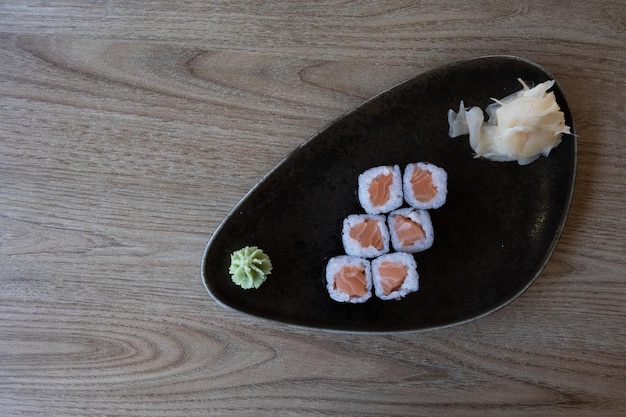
left=229, top=246, right=273, bottom=289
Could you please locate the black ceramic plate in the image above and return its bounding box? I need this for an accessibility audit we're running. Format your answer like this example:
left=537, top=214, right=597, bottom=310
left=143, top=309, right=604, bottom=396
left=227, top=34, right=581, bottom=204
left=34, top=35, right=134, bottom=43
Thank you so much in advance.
left=201, top=56, right=576, bottom=332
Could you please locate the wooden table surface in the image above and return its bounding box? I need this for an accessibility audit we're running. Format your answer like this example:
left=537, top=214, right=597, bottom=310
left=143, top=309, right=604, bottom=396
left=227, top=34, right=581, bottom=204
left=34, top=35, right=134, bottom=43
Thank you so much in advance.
left=2, top=1, right=625, bottom=416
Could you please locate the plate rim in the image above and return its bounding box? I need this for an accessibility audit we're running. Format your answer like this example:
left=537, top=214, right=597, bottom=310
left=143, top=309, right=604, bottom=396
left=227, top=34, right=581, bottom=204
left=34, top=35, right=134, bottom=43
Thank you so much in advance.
left=201, top=55, right=578, bottom=332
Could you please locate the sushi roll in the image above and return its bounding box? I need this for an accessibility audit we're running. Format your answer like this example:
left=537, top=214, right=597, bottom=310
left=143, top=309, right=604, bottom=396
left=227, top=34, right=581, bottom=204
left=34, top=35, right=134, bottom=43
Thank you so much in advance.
left=388, top=208, right=434, bottom=253
left=342, top=214, right=390, bottom=258
left=403, top=162, right=447, bottom=209
left=371, top=252, right=419, bottom=300
left=326, top=256, right=372, bottom=303
left=358, top=165, right=403, bottom=214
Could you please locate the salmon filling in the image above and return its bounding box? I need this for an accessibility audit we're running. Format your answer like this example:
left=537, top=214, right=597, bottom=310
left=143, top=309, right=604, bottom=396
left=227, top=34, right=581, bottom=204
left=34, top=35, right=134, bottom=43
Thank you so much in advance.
left=393, top=215, right=425, bottom=246
left=410, top=167, right=437, bottom=203
left=368, top=173, right=393, bottom=207
left=334, top=265, right=367, bottom=296
left=377, top=261, right=407, bottom=294
left=349, top=219, right=384, bottom=250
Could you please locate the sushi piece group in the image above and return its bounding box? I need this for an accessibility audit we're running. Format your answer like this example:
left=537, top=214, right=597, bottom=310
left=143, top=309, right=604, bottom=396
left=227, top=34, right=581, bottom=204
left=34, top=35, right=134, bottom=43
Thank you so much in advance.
left=326, top=162, right=447, bottom=303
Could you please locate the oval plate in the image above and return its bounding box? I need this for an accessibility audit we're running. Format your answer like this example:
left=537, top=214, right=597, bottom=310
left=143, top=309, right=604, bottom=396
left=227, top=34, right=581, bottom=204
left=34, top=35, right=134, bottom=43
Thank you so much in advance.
left=201, top=56, right=576, bottom=332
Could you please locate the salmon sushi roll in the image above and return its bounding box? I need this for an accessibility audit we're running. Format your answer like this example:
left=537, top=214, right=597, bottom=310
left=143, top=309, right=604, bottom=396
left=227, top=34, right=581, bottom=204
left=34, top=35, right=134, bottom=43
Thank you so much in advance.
left=388, top=208, right=434, bottom=253
left=403, top=162, right=447, bottom=209
left=342, top=214, right=390, bottom=258
left=326, top=256, right=372, bottom=303
left=371, top=252, right=419, bottom=300
left=358, top=165, right=403, bottom=214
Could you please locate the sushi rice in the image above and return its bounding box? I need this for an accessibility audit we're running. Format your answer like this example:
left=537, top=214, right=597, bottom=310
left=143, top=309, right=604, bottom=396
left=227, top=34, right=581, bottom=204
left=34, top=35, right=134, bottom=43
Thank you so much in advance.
left=358, top=165, right=404, bottom=215
left=342, top=214, right=390, bottom=258
left=371, top=252, right=419, bottom=301
left=403, top=162, right=448, bottom=209
left=388, top=208, right=434, bottom=253
left=326, top=255, right=372, bottom=303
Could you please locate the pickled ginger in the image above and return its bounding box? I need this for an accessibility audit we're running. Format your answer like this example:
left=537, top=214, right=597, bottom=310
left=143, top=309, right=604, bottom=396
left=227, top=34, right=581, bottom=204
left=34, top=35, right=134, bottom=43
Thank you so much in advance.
left=448, top=79, right=571, bottom=165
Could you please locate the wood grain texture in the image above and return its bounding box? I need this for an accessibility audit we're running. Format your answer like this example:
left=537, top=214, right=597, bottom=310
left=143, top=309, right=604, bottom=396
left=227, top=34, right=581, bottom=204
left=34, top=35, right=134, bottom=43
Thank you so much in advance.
left=1, top=1, right=625, bottom=416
